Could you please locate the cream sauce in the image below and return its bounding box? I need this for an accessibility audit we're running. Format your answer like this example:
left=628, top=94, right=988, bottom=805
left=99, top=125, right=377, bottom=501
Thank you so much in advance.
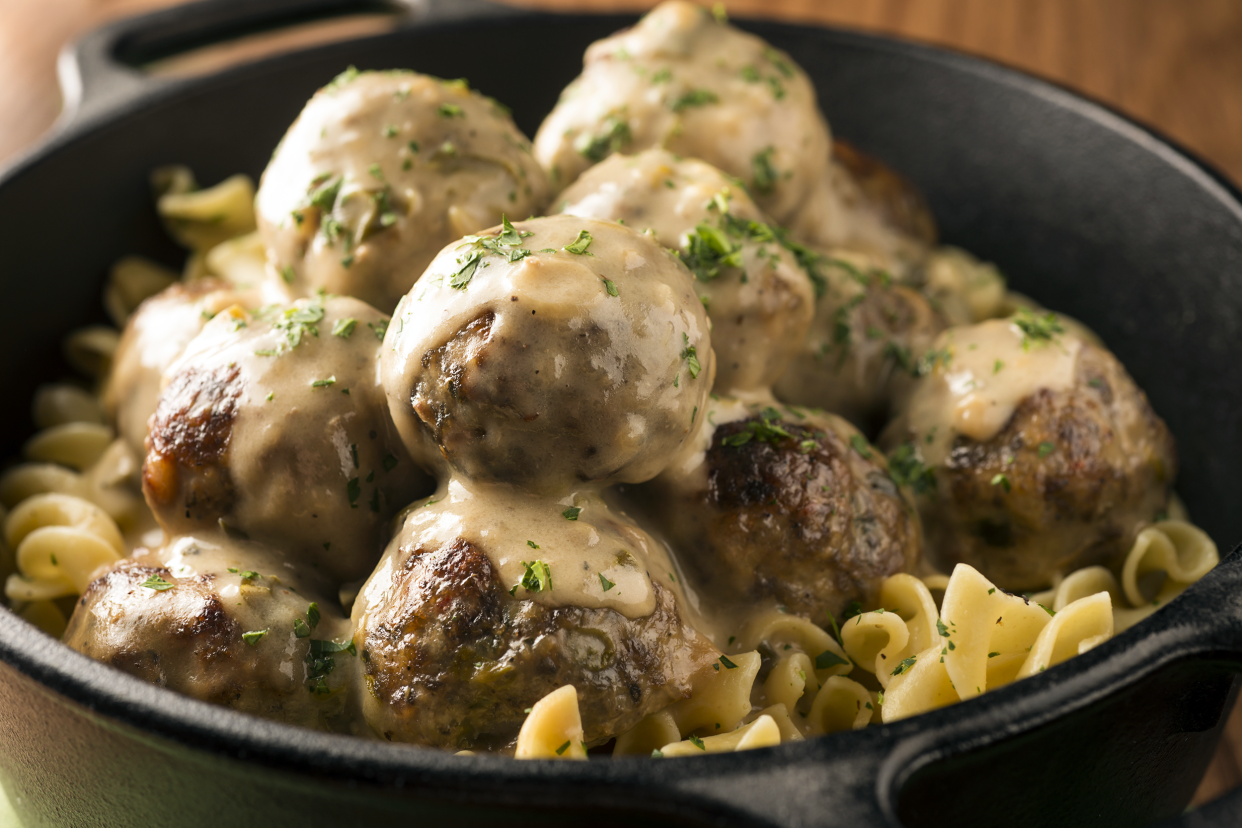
left=907, top=318, right=1082, bottom=466
left=533, top=0, right=830, bottom=224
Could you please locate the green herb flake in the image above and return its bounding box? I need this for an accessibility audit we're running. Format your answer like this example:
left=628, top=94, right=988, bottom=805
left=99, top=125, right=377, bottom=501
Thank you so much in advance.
left=670, top=89, right=719, bottom=112
left=815, top=650, right=849, bottom=670
left=689, top=734, right=706, bottom=750
left=849, top=434, right=872, bottom=459
left=527, top=540, right=539, bottom=549
left=993, top=359, right=1004, bottom=374
left=242, top=630, right=268, bottom=646
left=563, top=229, right=594, bottom=255
left=936, top=619, right=951, bottom=638
left=990, top=473, right=1011, bottom=493
left=368, top=319, right=389, bottom=341
left=751, top=147, right=778, bottom=194
left=347, top=477, right=361, bottom=507
left=599, top=572, right=615, bottom=591
left=293, top=618, right=311, bottom=638
left=988, top=587, right=996, bottom=595
left=740, top=64, right=761, bottom=82
left=140, top=574, right=174, bottom=592
left=575, top=116, right=632, bottom=162
left=367, top=162, right=384, bottom=181
left=651, top=749, right=664, bottom=758
left=280, top=265, right=295, bottom=285
left=887, top=442, right=935, bottom=495
left=891, top=656, right=917, bottom=677
left=1013, top=309, right=1065, bottom=349
left=331, top=317, right=356, bottom=338
left=517, top=560, right=553, bottom=593
left=307, top=602, right=321, bottom=630
left=382, top=124, right=398, bottom=138
left=719, top=655, right=738, bottom=670
left=679, top=333, right=702, bottom=379
left=1038, top=441, right=1056, bottom=458
left=382, top=454, right=399, bottom=472
left=562, top=506, right=581, bottom=521
left=988, top=652, right=1000, bottom=659
left=1038, top=603, right=1056, bottom=617
left=311, top=376, right=337, bottom=388
left=555, top=740, right=571, bottom=756
left=437, top=103, right=464, bottom=119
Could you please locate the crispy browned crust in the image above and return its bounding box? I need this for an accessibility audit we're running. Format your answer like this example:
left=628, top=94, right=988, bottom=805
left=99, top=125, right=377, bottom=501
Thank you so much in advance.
left=639, top=414, right=922, bottom=623
left=360, top=537, right=704, bottom=751
left=833, top=139, right=938, bottom=247
left=65, top=559, right=243, bottom=704
left=143, top=363, right=241, bottom=523
left=911, top=343, right=1177, bottom=590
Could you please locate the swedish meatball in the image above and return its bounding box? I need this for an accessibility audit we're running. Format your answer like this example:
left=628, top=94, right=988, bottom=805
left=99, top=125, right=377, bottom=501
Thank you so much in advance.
left=142, top=294, right=431, bottom=582
left=382, top=215, right=712, bottom=493
left=630, top=397, right=922, bottom=624
left=556, top=149, right=815, bottom=393
left=352, top=485, right=717, bottom=750
left=774, top=249, right=948, bottom=434
left=258, top=70, right=550, bottom=312
left=63, top=535, right=355, bottom=730
left=880, top=313, right=1176, bottom=590
left=105, top=279, right=254, bottom=454
left=788, top=141, right=937, bottom=278
left=534, top=1, right=830, bottom=224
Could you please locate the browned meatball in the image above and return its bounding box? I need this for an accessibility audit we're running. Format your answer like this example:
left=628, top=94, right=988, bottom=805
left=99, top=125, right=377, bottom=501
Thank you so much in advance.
left=880, top=315, right=1176, bottom=590
left=774, top=251, right=948, bottom=435
left=788, top=141, right=937, bottom=278
left=143, top=294, right=432, bottom=583
left=353, top=534, right=715, bottom=751
left=63, top=536, right=355, bottom=731
left=631, top=400, right=922, bottom=624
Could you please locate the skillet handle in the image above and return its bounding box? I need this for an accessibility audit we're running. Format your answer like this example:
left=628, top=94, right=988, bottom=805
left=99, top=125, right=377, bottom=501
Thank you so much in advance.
left=57, top=0, right=513, bottom=126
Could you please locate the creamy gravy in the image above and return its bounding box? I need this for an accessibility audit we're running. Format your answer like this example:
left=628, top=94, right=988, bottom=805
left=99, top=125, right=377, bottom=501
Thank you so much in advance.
left=907, top=317, right=1081, bottom=465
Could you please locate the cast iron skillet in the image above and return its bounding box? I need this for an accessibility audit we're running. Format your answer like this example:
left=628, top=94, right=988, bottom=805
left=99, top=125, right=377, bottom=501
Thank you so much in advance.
left=1, top=1, right=1241, bottom=826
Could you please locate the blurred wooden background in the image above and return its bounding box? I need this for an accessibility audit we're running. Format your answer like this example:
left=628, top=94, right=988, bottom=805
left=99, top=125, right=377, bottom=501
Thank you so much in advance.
left=0, top=0, right=1239, bottom=810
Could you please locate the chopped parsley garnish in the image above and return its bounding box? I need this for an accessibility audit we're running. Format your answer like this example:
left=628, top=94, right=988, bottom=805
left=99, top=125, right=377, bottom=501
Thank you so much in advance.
left=517, top=560, right=553, bottom=593
left=308, top=175, right=342, bottom=212
left=347, top=477, right=361, bottom=506
left=764, top=48, right=794, bottom=78
left=140, top=574, right=174, bottom=591
left=555, top=741, right=571, bottom=756
left=602, top=278, right=619, bottom=296
left=450, top=250, right=483, bottom=289
left=293, top=618, right=311, bottom=638
left=849, top=434, right=872, bottom=459
left=915, top=348, right=953, bottom=376
left=651, top=749, right=664, bottom=759
left=815, top=650, right=849, bottom=670
left=447, top=216, right=534, bottom=289
left=527, top=540, right=539, bottom=549
left=281, top=265, right=295, bottom=284
left=671, top=89, right=719, bottom=112
left=562, top=506, right=581, bottom=521
left=437, top=103, right=464, bottom=118
left=936, top=619, right=951, bottom=638
left=267, top=297, right=326, bottom=354
left=990, top=474, right=1011, bottom=493
left=1038, top=441, right=1056, bottom=458
left=368, top=319, right=388, bottom=341
left=575, top=115, right=631, bottom=161
left=887, top=443, right=935, bottom=495
left=719, top=655, right=737, bottom=670
left=988, top=652, right=1000, bottom=659
left=651, top=68, right=672, bottom=83
left=306, top=602, right=321, bottom=630
left=721, top=408, right=792, bottom=447
left=689, top=734, right=706, bottom=750
left=563, top=229, right=594, bottom=255
left=242, top=630, right=268, bottom=646
left=310, top=376, right=336, bottom=388
left=599, top=573, right=616, bottom=591
left=680, top=332, right=702, bottom=379
left=679, top=222, right=742, bottom=281
left=1013, top=310, right=1064, bottom=349
left=891, top=656, right=917, bottom=677
left=324, top=66, right=360, bottom=92
left=740, top=64, right=761, bottom=82
left=751, top=147, right=778, bottom=194
left=332, top=318, right=356, bottom=338
left=1038, top=603, right=1056, bottom=617
left=367, top=163, right=384, bottom=181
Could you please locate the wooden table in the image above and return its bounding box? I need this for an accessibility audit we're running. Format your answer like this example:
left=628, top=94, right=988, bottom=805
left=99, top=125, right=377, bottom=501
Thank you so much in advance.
left=1, top=0, right=1240, bottom=812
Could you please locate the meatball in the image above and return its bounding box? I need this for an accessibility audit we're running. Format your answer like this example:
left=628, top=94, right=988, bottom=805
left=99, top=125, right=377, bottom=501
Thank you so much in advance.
left=533, top=1, right=831, bottom=225
left=880, top=313, right=1176, bottom=590
left=774, top=249, right=948, bottom=434
left=142, top=294, right=431, bottom=583
left=63, top=535, right=355, bottom=731
left=788, top=141, right=937, bottom=278
left=105, top=279, right=255, bottom=454
left=257, top=70, right=550, bottom=313
left=382, top=215, right=713, bottom=493
left=352, top=488, right=717, bottom=751
left=556, top=149, right=815, bottom=393
left=631, top=398, right=922, bottom=623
